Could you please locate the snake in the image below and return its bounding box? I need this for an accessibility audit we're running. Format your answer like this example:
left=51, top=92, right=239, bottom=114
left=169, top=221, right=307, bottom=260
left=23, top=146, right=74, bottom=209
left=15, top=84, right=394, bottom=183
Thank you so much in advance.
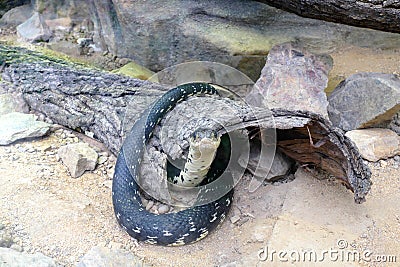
left=112, top=83, right=234, bottom=246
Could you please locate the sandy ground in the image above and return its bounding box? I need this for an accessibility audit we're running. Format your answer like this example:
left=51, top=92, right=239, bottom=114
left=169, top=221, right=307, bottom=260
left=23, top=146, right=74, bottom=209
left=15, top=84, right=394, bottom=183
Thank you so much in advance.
left=0, top=30, right=399, bottom=266
left=327, top=46, right=400, bottom=93
left=0, top=129, right=399, bottom=267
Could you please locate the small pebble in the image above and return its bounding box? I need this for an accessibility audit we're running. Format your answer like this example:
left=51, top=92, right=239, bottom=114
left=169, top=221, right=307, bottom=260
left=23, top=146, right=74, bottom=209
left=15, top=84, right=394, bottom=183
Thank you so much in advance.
left=0, top=223, right=4, bottom=230
left=42, top=145, right=52, bottom=152
left=54, top=129, right=63, bottom=135
left=85, top=131, right=94, bottom=138
left=10, top=155, right=19, bottom=161
left=230, top=215, right=240, bottom=224
left=145, top=200, right=154, bottom=211
left=394, top=155, right=400, bottom=162
left=141, top=198, right=149, bottom=207
left=380, top=160, right=388, bottom=168
left=17, top=147, right=26, bottom=153
left=158, top=204, right=170, bottom=214
left=107, top=167, right=115, bottom=178
left=150, top=205, right=158, bottom=214
left=98, top=156, right=108, bottom=165
left=99, top=152, right=109, bottom=157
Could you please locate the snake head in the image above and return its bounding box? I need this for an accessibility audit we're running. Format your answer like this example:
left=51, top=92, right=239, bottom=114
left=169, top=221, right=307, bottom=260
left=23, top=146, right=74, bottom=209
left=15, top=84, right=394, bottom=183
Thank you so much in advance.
left=189, top=128, right=221, bottom=156
left=190, top=128, right=219, bottom=141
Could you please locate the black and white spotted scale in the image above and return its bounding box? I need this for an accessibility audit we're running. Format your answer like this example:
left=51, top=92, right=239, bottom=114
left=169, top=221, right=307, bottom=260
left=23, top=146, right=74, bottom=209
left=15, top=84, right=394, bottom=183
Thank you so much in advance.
left=112, top=83, right=234, bottom=246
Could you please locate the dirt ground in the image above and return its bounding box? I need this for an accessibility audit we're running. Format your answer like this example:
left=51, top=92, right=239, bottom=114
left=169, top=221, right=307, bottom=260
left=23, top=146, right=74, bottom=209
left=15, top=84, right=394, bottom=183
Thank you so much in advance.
left=1, top=30, right=400, bottom=266
left=0, top=128, right=399, bottom=267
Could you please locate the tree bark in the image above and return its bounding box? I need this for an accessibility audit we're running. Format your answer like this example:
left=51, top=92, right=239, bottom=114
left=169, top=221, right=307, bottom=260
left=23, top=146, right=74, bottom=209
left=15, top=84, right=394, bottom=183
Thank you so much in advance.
left=256, top=0, right=400, bottom=34
left=0, top=44, right=170, bottom=154
left=0, top=44, right=371, bottom=203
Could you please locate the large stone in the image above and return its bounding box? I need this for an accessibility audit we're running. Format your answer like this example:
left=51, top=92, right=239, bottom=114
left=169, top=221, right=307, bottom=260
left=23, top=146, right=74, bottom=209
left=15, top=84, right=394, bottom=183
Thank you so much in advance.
left=345, top=128, right=400, bottom=161
left=40, top=1, right=400, bottom=81
left=328, top=72, right=400, bottom=131
left=16, top=12, right=52, bottom=43
left=77, top=246, right=149, bottom=267
left=0, top=0, right=30, bottom=17
left=0, top=247, right=57, bottom=267
left=58, top=142, right=98, bottom=178
left=0, top=93, right=29, bottom=115
left=0, top=112, right=50, bottom=145
left=247, top=42, right=332, bottom=118
left=0, top=4, right=32, bottom=26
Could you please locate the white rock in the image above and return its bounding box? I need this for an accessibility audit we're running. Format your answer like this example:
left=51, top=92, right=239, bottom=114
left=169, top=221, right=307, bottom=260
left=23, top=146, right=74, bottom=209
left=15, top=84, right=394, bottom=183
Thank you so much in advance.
left=346, top=128, right=400, bottom=161
left=0, top=247, right=56, bottom=267
left=158, top=204, right=170, bottom=214
left=0, top=112, right=50, bottom=145
left=58, top=142, right=98, bottom=178
left=16, top=12, right=52, bottom=43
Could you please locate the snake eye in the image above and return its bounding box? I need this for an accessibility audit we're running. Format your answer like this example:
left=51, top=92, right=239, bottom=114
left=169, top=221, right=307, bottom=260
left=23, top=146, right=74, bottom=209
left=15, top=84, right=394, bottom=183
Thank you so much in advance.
left=191, top=128, right=219, bottom=140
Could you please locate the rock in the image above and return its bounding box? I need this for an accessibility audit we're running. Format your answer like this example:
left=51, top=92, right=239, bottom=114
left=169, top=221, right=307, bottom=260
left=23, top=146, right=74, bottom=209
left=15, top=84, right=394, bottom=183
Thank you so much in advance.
left=111, top=62, right=155, bottom=80
left=0, top=4, right=33, bottom=26
left=17, top=12, right=52, bottom=43
left=0, top=93, right=29, bottom=115
left=90, top=1, right=400, bottom=80
left=0, top=229, right=13, bottom=248
left=18, top=1, right=400, bottom=80
left=389, top=111, right=400, bottom=135
left=97, top=155, right=108, bottom=165
left=345, top=128, right=400, bottom=161
left=0, top=94, right=19, bottom=115
left=10, top=244, right=23, bottom=252
left=230, top=215, right=240, bottom=224
left=57, top=142, right=98, bottom=178
left=328, top=73, right=400, bottom=131
left=0, top=112, right=50, bottom=145
left=145, top=200, right=154, bottom=211
left=157, top=204, right=170, bottom=214
left=0, top=247, right=57, bottom=267
left=238, top=136, right=294, bottom=182
left=247, top=42, right=332, bottom=118
left=77, top=38, right=93, bottom=47
left=77, top=246, right=149, bottom=267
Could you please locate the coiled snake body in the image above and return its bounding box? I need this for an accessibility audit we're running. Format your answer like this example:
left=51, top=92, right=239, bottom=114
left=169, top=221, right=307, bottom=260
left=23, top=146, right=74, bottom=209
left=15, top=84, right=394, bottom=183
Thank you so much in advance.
left=112, top=83, right=234, bottom=246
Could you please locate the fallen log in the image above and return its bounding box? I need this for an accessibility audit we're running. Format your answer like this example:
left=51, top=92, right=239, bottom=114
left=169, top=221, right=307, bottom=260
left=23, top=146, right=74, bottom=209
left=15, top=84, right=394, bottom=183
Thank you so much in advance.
left=257, top=0, right=400, bottom=34
left=0, top=44, right=371, bottom=203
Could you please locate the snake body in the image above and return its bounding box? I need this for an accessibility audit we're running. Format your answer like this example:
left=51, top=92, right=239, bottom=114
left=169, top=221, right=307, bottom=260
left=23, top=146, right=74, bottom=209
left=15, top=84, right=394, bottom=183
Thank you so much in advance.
left=112, top=83, right=234, bottom=246
left=171, top=129, right=221, bottom=187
